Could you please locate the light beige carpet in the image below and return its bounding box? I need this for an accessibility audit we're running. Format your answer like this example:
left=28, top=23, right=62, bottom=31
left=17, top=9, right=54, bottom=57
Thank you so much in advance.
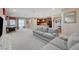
left=7, top=28, right=46, bottom=50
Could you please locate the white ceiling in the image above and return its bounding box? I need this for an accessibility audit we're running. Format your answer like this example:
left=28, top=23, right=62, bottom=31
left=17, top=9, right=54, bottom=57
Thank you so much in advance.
left=6, top=8, right=63, bottom=17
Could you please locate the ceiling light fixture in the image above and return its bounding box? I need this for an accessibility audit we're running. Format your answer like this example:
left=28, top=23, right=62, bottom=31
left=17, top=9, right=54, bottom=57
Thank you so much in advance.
left=13, top=9, right=16, bottom=12
left=51, top=8, right=56, bottom=10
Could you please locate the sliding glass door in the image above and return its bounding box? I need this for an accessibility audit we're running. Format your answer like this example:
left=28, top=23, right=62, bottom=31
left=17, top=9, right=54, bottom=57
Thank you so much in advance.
left=18, top=19, right=25, bottom=29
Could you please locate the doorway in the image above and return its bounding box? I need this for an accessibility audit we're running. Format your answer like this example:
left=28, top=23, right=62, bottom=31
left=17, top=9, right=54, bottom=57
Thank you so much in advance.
left=18, top=19, right=25, bottom=30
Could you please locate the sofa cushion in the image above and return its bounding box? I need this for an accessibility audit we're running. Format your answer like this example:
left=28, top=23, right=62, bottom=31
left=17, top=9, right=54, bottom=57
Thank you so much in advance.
left=43, top=33, right=55, bottom=39
left=37, top=26, right=43, bottom=31
left=67, top=32, right=79, bottom=49
left=36, top=31, right=44, bottom=35
left=42, top=27, right=48, bottom=32
left=48, top=28, right=54, bottom=33
left=37, top=26, right=48, bottom=32
left=42, top=43, right=61, bottom=50
left=69, top=43, right=79, bottom=50
left=49, top=37, right=67, bottom=50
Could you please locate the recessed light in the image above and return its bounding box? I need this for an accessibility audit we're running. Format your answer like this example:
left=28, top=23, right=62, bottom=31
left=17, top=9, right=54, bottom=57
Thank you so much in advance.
left=51, top=8, right=56, bottom=10
left=13, top=9, right=16, bottom=12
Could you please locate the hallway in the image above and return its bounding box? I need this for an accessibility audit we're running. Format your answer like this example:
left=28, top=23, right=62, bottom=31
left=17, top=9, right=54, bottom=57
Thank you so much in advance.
left=8, top=29, right=46, bottom=50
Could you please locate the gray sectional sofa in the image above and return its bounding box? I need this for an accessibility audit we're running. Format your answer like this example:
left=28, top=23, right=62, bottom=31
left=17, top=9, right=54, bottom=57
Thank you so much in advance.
left=42, top=32, right=79, bottom=50
left=33, top=26, right=59, bottom=42
left=42, top=37, right=67, bottom=50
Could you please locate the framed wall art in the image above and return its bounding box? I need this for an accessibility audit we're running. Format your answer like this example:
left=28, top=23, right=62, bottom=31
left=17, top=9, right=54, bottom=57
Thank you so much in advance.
left=64, top=11, right=76, bottom=23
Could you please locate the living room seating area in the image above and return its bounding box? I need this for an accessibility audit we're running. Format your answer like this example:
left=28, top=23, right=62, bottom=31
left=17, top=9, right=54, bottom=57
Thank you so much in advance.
left=33, top=26, right=59, bottom=42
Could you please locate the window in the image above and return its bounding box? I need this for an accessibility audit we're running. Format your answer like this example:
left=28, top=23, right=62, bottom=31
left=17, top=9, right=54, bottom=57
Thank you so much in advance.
left=18, top=19, right=25, bottom=29
left=10, top=20, right=16, bottom=26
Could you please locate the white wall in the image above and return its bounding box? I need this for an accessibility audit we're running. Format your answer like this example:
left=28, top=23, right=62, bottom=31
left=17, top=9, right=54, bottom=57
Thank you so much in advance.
left=30, top=18, right=37, bottom=30
left=61, top=9, right=79, bottom=37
